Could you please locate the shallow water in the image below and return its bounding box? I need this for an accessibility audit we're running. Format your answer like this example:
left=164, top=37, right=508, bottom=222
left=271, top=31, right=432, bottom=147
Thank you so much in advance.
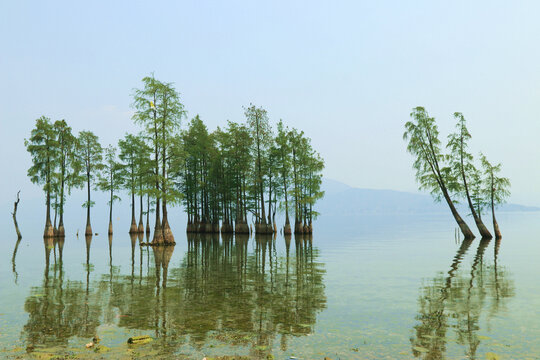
left=1, top=212, right=540, bottom=359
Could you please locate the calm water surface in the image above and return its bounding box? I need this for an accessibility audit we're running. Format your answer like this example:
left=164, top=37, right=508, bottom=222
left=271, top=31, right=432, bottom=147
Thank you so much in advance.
left=1, top=212, right=539, bottom=359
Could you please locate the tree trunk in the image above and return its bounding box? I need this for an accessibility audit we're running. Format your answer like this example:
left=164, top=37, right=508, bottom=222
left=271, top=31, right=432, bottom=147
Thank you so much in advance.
left=85, top=172, right=92, bottom=236
left=146, top=194, right=150, bottom=234
left=58, top=170, right=65, bottom=237
left=138, top=189, right=144, bottom=233
left=44, top=164, right=54, bottom=238
left=108, top=187, right=114, bottom=235
left=492, top=180, right=502, bottom=239
left=460, top=153, right=492, bottom=239
left=129, top=184, right=137, bottom=233
left=440, top=185, right=475, bottom=240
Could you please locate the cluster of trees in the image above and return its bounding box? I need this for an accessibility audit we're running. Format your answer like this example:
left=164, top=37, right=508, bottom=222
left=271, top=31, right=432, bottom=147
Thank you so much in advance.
left=25, top=75, right=324, bottom=244
left=404, top=107, right=511, bottom=240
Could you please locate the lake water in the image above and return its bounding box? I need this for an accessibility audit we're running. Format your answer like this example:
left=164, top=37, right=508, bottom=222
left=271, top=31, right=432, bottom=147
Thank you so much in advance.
left=1, top=211, right=539, bottom=359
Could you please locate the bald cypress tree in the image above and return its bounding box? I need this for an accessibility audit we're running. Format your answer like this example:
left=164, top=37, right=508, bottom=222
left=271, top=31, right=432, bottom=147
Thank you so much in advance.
left=132, top=75, right=184, bottom=244
left=480, top=154, right=510, bottom=239
left=447, top=113, right=492, bottom=239
left=98, top=145, right=122, bottom=235
left=52, top=119, right=76, bottom=237
left=245, top=104, right=272, bottom=234
left=25, top=116, right=58, bottom=238
left=74, top=131, right=103, bottom=236
left=404, top=107, right=475, bottom=239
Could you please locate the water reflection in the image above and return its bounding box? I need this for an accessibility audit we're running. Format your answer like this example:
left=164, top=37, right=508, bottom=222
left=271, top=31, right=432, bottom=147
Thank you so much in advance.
left=23, top=238, right=103, bottom=350
left=411, top=239, right=515, bottom=359
left=21, top=233, right=326, bottom=357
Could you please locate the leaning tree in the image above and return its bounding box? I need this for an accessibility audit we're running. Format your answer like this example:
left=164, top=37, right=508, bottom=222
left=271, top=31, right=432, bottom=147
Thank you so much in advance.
left=480, top=154, right=510, bottom=239
left=403, top=107, right=475, bottom=239
left=447, top=113, right=492, bottom=238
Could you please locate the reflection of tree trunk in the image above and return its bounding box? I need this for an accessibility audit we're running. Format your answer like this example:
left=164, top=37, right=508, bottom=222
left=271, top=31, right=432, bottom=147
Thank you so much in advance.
left=12, top=238, right=22, bottom=284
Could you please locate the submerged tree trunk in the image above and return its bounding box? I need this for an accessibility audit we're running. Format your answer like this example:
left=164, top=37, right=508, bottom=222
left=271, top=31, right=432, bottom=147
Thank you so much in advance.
left=12, top=191, right=22, bottom=240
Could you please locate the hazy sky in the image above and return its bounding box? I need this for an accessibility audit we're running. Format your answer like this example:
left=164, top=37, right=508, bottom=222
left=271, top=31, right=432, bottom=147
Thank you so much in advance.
left=2, top=1, right=540, bottom=207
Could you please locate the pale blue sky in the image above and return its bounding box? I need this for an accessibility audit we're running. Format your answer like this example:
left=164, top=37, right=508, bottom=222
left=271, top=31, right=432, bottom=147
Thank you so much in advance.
left=1, top=1, right=540, bottom=207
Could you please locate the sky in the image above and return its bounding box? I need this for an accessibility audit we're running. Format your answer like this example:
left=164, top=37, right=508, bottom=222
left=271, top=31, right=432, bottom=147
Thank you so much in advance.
left=1, top=0, right=540, bottom=209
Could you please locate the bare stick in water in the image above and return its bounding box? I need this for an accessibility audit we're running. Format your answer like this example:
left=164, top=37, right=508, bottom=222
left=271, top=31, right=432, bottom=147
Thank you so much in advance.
left=12, top=190, right=22, bottom=240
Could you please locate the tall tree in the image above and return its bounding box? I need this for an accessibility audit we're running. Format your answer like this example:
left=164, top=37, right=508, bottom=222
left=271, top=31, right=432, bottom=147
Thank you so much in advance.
left=245, top=104, right=272, bottom=233
left=98, top=145, right=122, bottom=235
left=25, top=116, right=58, bottom=237
left=403, top=107, right=475, bottom=239
left=135, top=135, right=153, bottom=233
left=132, top=76, right=162, bottom=242
left=132, top=75, right=185, bottom=244
left=447, top=113, right=492, bottom=238
left=52, top=119, right=76, bottom=237
left=275, top=120, right=292, bottom=234
left=480, top=154, right=510, bottom=239
left=119, top=134, right=140, bottom=233
left=75, top=131, right=103, bottom=236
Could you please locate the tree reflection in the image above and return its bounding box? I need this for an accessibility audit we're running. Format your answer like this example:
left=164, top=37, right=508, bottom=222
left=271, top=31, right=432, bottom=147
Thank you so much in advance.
left=23, top=238, right=103, bottom=350
left=411, top=238, right=515, bottom=359
left=22, top=233, right=326, bottom=356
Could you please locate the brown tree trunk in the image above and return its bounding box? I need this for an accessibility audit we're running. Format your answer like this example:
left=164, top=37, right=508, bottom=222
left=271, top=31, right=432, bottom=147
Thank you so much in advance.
left=441, top=185, right=475, bottom=240
left=108, top=187, right=114, bottom=235
left=492, top=185, right=502, bottom=239
left=85, top=173, right=92, bottom=236
left=460, top=156, right=492, bottom=239
left=138, top=190, right=144, bottom=233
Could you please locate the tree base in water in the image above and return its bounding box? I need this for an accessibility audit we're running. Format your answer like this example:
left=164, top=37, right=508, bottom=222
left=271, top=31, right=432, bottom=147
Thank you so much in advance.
left=221, top=223, right=234, bottom=233
left=140, top=242, right=176, bottom=247
left=56, top=225, right=65, bottom=237
left=108, top=222, right=113, bottom=235
left=163, top=223, right=175, bottom=244
left=137, top=222, right=144, bottom=233
left=152, top=226, right=164, bottom=244
left=44, top=224, right=55, bottom=238
left=129, top=223, right=138, bottom=234
left=235, top=223, right=249, bottom=234
left=284, top=223, right=292, bottom=235
left=85, top=224, right=93, bottom=236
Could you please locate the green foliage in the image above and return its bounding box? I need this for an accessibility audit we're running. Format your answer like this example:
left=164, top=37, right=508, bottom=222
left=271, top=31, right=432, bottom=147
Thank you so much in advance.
left=25, top=116, right=58, bottom=195
left=480, top=154, right=511, bottom=209
left=98, top=145, right=123, bottom=206
left=26, top=75, right=326, bottom=232
left=404, top=107, right=458, bottom=202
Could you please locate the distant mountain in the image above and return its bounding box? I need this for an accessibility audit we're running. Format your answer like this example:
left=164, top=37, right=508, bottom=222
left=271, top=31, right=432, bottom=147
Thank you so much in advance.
left=319, top=178, right=540, bottom=216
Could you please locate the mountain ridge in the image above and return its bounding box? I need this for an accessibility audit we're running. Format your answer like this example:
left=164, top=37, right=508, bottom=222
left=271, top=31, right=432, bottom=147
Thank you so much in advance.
left=319, top=178, right=540, bottom=215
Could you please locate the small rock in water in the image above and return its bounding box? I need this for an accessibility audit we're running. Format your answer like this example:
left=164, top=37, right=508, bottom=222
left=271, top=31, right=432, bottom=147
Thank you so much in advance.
left=85, top=342, right=94, bottom=348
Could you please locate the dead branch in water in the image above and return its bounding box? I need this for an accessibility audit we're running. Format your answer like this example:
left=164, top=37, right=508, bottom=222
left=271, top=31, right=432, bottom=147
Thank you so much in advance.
left=12, top=190, right=22, bottom=239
